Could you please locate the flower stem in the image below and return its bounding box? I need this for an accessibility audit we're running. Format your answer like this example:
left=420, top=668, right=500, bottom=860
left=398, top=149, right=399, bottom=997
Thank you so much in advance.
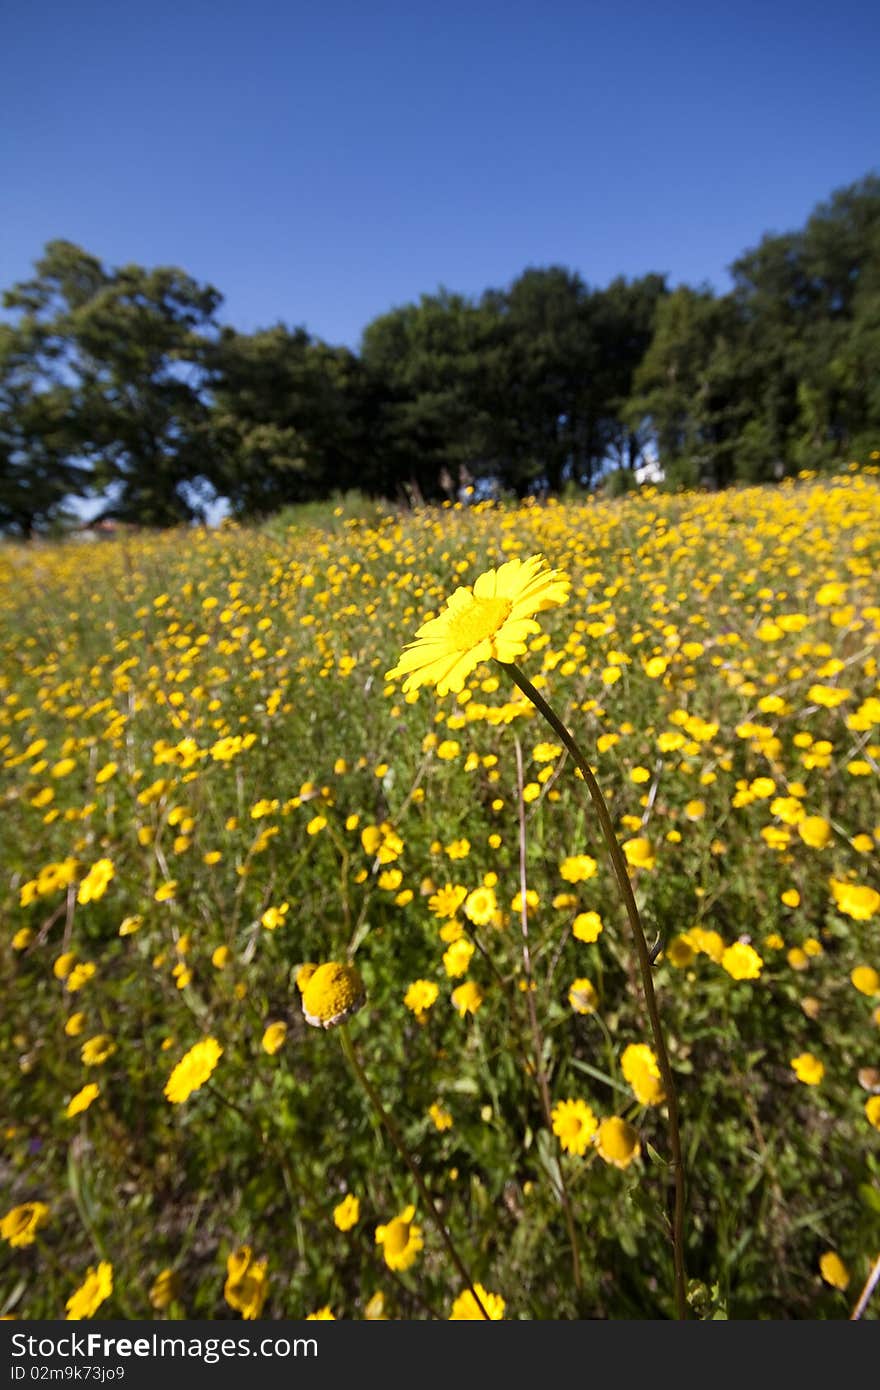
left=513, top=734, right=583, bottom=1295
left=337, top=1023, right=492, bottom=1319
left=499, top=660, right=688, bottom=1320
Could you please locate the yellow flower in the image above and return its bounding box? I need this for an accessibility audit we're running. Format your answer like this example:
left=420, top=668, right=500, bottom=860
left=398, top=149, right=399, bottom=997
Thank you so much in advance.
left=665, top=934, right=696, bottom=968
left=54, top=951, right=77, bottom=980
left=551, top=1098, right=598, bottom=1155
left=306, top=1306, right=335, bottom=1320
left=261, top=1021, right=287, bottom=1055
left=852, top=965, right=880, bottom=996
left=721, top=942, right=764, bottom=981
left=621, top=1043, right=665, bottom=1106
left=261, top=903, right=289, bottom=930
left=572, top=911, right=603, bottom=943
left=830, top=878, right=880, bottom=920
left=80, top=1035, right=116, bottom=1067
left=375, top=1205, right=423, bottom=1271
left=428, top=883, right=468, bottom=919
left=819, top=1251, right=850, bottom=1290
left=154, top=880, right=177, bottom=903
left=65, top=1084, right=100, bottom=1118
left=385, top=553, right=570, bottom=695
left=443, top=937, right=474, bottom=978
left=596, top=1116, right=641, bottom=1169
left=212, top=945, right=231, bottom=969
left=65, top=1012, right=87, bottom=1037
left=118, top=915, right=142, bottom=936
left=790, top=1052, right=824, bottom=1086
left=76, top=858, right=115, bottom=904
left=149, top=1269, right=181, bottom=1311
left=1, top=1201, right=49, bottom=1248
left=568, top=977, right=598, bottom=1014
left=866, top=1096, right=880, bottom=1130
left=797, top=816, right=832, bottom=849
left=66, top=962, right=96, bottom=993
left=224, top=1246, right=268, bottom=1320
left=333, top=1194, right=360, bottom=1231
left=65, top=1262, right=113, bottom=1320
left=463, top=885, right=497, bottom=926
left=429, top=1101, right=454, bottom=1131
left=451, top=980, right=483, bottom=1016
left=300, top=961, right=366, bottom=1029
left=164, top=1037, right=223, bottom=1102
left=449, top=1283, right=506, bottom=1319
left=403, top=979, right=439, bottom=1020
left=559, top=854, right=598, bottom=883
left=622, top=837, right=655, bottom=870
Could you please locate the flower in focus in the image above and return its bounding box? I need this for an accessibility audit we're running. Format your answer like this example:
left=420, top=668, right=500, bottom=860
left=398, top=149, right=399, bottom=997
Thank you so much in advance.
left=551, top=1098, right=598, bottom=1156
left=790, top=1052, right=824, bottom=1086
left=1, top=1202, right=49, bottom=1248
left=65, top=1262, right=113, bottom=1320
left=375, top=1205, right=423, bottom=1271
left=224, top=1245, right=268, bottom=1320
left=333, top=1194, right=360, bottom=1232
left=621, top=1043, right=665, bottom=1106
left=385, top=554, right=570, bottom=695
left=596, top=1116, right=641, bottom=1169
left=164, top=1037, right=223, bottom=1103
left=449, top=1283, right=506, bottom=1319
left=299, top=961, right=366, bottom=1029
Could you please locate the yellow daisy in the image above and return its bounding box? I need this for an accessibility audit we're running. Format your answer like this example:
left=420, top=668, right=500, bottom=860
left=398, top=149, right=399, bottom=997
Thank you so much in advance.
left=385, top=554, right=570, bottom=695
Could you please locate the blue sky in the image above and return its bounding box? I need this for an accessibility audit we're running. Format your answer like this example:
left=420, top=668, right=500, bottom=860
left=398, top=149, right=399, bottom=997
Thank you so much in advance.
left=2, top=0, right=879, bottom=352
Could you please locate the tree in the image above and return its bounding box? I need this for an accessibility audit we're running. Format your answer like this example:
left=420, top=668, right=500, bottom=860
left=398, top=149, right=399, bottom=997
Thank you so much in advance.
left=2, top=240, right=223, bottom=528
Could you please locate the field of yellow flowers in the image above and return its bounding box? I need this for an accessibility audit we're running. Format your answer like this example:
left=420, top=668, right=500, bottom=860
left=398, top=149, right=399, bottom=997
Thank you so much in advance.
left=2, top=465, right=880, bottom=1321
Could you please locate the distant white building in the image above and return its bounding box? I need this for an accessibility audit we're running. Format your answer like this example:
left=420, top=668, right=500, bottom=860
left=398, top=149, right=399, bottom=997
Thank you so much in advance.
left=634, top=458, right=665, bottom=486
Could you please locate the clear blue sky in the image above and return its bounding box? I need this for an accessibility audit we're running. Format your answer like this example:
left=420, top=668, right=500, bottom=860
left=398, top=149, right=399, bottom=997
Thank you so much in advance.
left=3, top=0, right=878, bottom=351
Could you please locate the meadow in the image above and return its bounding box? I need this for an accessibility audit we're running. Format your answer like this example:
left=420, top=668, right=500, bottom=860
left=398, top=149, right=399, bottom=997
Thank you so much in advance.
left=2, top=464, right=880, bottom=1321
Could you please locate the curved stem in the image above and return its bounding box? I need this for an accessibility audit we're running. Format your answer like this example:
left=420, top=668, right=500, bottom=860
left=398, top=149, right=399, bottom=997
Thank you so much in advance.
left=513, top=735, right=583, bottom=1294
left=337, top=1024, right=492, bottom=1319
left=499, top=661, right=688, bottom=1321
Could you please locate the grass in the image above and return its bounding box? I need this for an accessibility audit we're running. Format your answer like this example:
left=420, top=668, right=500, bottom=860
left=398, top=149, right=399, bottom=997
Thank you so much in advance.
left=2, top=460, right=880, bottom=1320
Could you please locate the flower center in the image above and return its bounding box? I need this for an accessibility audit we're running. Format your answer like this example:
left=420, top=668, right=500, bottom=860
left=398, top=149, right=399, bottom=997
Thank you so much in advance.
left=445, top=596, right=512, bottom=649
left=384, top=1219, right=410, bottom=1257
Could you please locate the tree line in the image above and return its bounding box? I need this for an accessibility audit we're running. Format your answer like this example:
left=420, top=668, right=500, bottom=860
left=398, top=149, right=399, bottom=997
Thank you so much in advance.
left=1, top=172, right=878, bottom=536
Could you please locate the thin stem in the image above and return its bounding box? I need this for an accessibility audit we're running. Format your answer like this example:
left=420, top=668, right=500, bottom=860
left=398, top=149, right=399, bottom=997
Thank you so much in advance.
left=337, top=1024, right=492, bottom=1319
left=499, top=661, right=688, bottom=1321
left=513, top=734, right=583, bottom=1295
left=850, top=1251, right=880, bottom=1320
